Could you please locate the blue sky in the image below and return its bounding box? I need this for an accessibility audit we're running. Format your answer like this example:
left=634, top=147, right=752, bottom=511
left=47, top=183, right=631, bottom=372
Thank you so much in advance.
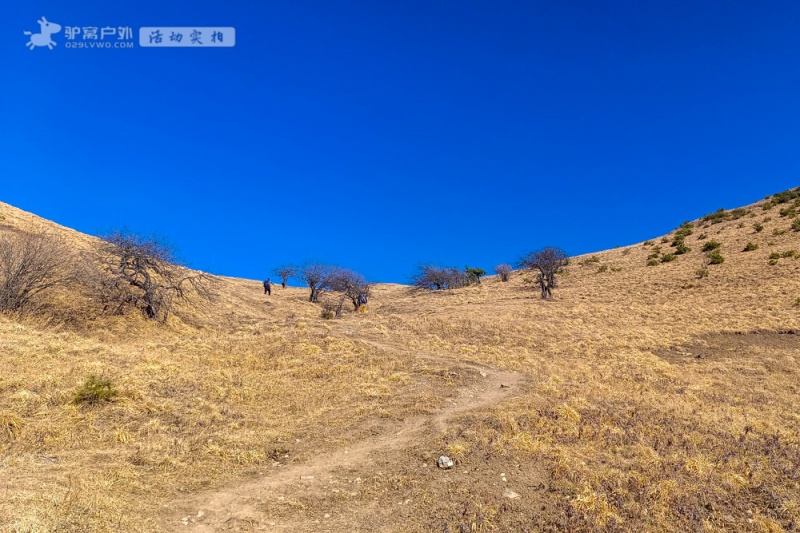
left=3, top=1, right=800, bottom=283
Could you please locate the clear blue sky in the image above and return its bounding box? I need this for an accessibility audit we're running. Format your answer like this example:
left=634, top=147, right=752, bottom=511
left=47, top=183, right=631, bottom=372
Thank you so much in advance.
left=3, top=1, right=800, bottom=283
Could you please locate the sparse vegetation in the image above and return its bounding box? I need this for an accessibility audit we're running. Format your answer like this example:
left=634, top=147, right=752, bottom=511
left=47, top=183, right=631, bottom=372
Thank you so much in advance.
left=792, top=217, right=800, bottom=232
left=753, top=222, right=764, bottom=232
left=660, top=253, right=676, bottom=263
left=701, top=240, right=721, bottom=252
left=743, top=242, right=759, bottom=252
left=465, top=266, right=486, bottom=285
left=299, top=262, right=340, bottom=302
left=597, top=264, right=608, bottom=273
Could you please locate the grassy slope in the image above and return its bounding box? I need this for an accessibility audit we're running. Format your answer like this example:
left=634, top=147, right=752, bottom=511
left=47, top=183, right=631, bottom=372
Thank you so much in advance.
left=1, top=197, right=799, bottom=531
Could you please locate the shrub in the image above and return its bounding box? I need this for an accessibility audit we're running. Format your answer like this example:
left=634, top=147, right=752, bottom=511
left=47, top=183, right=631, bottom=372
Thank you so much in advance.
left=753, top=222, right=764, bottom=233
left=697, top=233, right=707, bottom=240
left=743, top=242, right=759, bottom=252
left=768, top=259, right=779, bottom=266
left=696, top=268, right=709, bottom=279
left=764, top=217, right=772, bottom=223
left=792, top=218, right=800, bottom=232
left=597, top=265, right=608, bottom=273
left=660, top=253, right=676, bottom=263
left=773, top=228, right=786, bottom=236
left=581, top=256, right=601, bottom=265
left=779, top=207, right=797, bottom=218
left=730, top=208, right=747, bottom=220
left=465, top=266, right=486, bottom=285
left=674, top=243, right=691, bottom=255
left=646, top=258, right=659, bottom=267
left=782, top=250, right=797, bottom=258
left=494, top=264, right=513, bottom=282
left=610, top=266, right=623, bottom=272
left=661, top=236, right=669, bottom=243
left=73, top=376, right=118, bottom=406
left=702, top=240, right=721, bottom=252
left=702, top=208, right=729, bottom=224
left=769, top=252, right=781, bottom=260
left=412, top=265, right=468, bottom=290
left=708, top=250, right=725, bottom=265
left=0, top=232, right=75, bottom=314
left=643, top=240, right=654, bottom=246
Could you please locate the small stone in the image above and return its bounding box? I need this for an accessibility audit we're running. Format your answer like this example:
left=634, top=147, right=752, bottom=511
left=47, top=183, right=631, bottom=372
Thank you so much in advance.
left=480, top=371, right=487, bottom=378
left=324, top=514, right=331, bottom=518
left=196, top=511, right=205, bottom=519
left=504, top=488, right=520, bottom=499
left=500, top=384, right=510, bottom=388
left=438, top=456, right=454, bottom=469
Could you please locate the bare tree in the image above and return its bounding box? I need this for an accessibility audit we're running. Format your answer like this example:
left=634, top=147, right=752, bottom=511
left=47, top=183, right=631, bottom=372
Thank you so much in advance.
left=494, top=264, right=513, bottom=282
left=411, top=265, right=469, bottom=291
left=299, top=263, right=340, bottom=303
left=328, top=269, right=371, bottom=317
left=518, top=247, right=568, bottom=299
left=0, top=231, right=74, bottom=313
left=273, top=265, right=296, bottom=289
left=92, top=231, right=215, bottom=322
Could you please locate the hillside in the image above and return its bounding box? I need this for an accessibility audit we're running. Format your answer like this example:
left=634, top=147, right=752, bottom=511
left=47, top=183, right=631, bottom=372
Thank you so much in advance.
left=1, top=192, right=800, bottom=532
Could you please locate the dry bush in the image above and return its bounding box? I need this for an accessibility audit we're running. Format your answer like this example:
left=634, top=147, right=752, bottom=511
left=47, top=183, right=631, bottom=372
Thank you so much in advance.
left=494, top=263, right=513, bottom=282
left=518, top=247, right=568, bottom=299
left=411, top=265, right=469, bottom=290
left=89, top=231, right=215, bottom=322
left=272, top=264, right=296, bottom=288
left=0, top=231, right=75, bottom=314
left=298, top=262, right=340, bottom=303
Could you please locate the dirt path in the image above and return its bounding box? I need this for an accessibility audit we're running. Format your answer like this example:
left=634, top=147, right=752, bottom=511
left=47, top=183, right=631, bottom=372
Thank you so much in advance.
left=162, top=342, right=526, bottom=532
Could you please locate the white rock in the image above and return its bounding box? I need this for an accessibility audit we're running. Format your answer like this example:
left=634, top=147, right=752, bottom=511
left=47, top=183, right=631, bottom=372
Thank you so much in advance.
left=438, top=456, right=454, bottom=469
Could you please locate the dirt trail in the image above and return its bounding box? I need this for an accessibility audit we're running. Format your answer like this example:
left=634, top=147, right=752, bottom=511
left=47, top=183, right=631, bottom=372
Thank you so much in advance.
left=163, top=342, right=525, bottom=532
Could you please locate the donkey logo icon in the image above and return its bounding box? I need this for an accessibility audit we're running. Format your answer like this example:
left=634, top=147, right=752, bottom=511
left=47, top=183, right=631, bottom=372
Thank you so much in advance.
left=24, top=17, right=62, bottom=50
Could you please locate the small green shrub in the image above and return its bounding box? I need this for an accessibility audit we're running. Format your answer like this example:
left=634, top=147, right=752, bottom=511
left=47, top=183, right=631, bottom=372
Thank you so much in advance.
left=675, top=243, right=691, bottom=255
left=708, top=250, right=725, bottom=265
left=782, top=249, right=797, bottom=258
left=597, top=264, right=608, bottom=273
left=697, top=233, right=708, bottom=240
left=773, top=228, right=786, bottom=236
left=763, top=217, right=772, bottom=223
left=661, top=236, right=669, bottom=243
left=753, top=222, right=764, bottom=233
left=792, top=218, right=800, bottom=232
left=696, top=268, right=709, bottom=279
left=643, top=240, right=654, bottom=246
left=702, top=240, right=721, bottom=252
left=660, top=253, right=676, bottom=263
left=769, top=252, right=781, bottom=260
left=610, top=266, right=623, bottom=272
left=646, top=258, right=659, bottom=267
left=581, top=256, right=601, bottom=265
left=743, top=242, right=759, bottom=252
left=703, top=208, right=729, bottom=224
left=73, top=376, right=118, bottom=406
left=768, top=259, right=779, bottom=266
left=779, top=207, right=797, bottom=218
left=621, top=249, right=630, bottom=256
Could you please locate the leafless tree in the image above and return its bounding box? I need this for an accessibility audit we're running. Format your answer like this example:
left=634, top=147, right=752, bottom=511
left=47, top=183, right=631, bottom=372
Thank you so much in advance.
left=0, top=231, right=74, bottom=313
left=518, top=247, right=568, bottom=299
left=410, top=265, right=469, bottom=291
left=272, top=265, right=296, bottom=289
left=92, top=231, right=215, bottom=322
left=494, top=264, right=513, bottom=282
left=299, top=262, right=340, bottom=303
left=328, top=269, right=371, bottom=317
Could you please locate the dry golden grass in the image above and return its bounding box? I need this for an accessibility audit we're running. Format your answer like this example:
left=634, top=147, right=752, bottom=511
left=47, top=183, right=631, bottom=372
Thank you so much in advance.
left=1, top=197, right=800, bottom=531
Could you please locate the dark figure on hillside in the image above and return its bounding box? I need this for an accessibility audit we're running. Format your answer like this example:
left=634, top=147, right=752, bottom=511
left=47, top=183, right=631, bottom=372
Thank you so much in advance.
left=357, top=293, right=368, bottom=308
left=263, top=278, right=272, bottom=296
